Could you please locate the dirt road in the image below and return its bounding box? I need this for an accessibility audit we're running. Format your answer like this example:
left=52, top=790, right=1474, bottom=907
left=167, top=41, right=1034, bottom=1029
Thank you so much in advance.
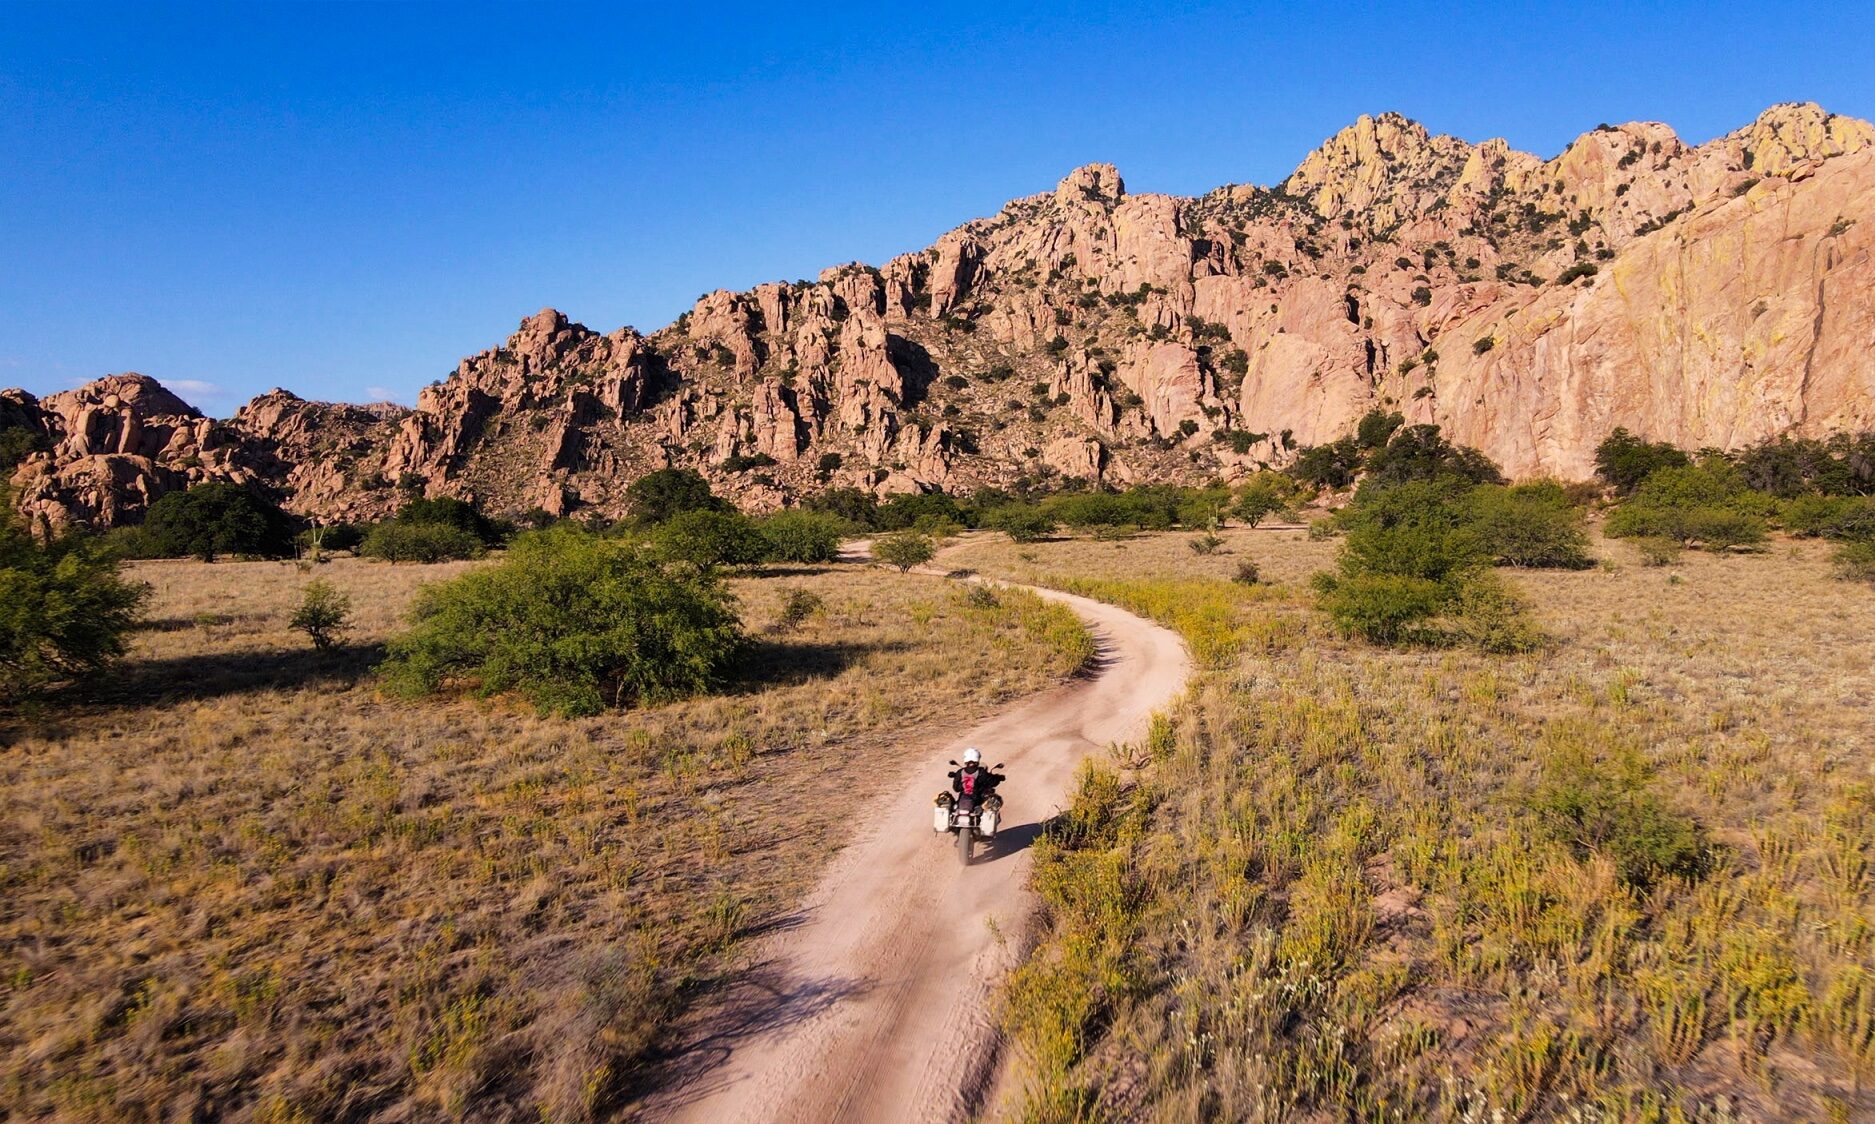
left=648, top=562, right=1189, bottom=1123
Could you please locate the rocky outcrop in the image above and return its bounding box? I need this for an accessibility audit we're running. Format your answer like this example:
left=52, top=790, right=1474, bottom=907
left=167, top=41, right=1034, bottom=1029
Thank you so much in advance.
left=7, top=102, right=1875, bottom=529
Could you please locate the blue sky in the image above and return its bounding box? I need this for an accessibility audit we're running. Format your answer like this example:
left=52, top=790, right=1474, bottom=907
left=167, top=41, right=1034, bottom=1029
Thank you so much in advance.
left=4, top=2, right=1871, bottom=414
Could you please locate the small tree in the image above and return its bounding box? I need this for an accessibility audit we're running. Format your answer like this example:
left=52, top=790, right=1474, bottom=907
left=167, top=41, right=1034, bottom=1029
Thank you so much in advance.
left=359, top=521, right=486, bottom=563
left=873, top=531, right=935, bottom=573
left=289, top=579, right=352, bottom=651
left=654, top=509, right=770, bottom=568
left=759, top=510, right=845, bottom=563
left=1594, top=428, right=1690, bottom=494
left=979, top=504, right=1056, bottom=543
left=625, top=468, right=729, bottom=525
left=0, top=499, right=148, bottom=700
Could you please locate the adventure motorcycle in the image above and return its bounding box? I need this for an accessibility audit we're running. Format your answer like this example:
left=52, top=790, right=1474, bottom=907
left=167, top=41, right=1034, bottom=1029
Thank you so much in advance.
left=933, top=759, right=1004, bottom=866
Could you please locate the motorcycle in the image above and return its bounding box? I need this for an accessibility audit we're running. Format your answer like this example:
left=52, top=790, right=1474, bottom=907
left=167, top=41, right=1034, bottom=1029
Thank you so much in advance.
left=933, top=760, right=1004, bottom=866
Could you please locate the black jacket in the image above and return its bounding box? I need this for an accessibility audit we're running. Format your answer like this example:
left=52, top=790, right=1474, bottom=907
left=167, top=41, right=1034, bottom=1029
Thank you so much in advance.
left=949, top=766, right=1004, bottom=800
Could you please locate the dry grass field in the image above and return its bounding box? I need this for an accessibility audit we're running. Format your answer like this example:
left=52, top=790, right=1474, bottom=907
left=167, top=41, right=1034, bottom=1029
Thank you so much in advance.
left=944, top=527, right=1875, bottom=1121
left=0, top=554, right=1090, bottom=1121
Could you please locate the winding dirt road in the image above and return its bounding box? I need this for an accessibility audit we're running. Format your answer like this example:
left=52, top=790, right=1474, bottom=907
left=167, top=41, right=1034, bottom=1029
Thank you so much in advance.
left=646, top=556, right=1189, bottom=1123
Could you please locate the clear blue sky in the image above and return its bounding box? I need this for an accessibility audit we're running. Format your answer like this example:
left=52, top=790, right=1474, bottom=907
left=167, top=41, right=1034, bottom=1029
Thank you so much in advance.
left=4, top=2, right=1870, bottom=413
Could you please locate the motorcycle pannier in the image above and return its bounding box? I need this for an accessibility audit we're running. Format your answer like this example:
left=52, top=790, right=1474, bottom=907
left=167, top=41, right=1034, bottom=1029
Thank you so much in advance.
left=980, top=802, right=1000, bottom=838
left=933, top=795, right=952, bottom=833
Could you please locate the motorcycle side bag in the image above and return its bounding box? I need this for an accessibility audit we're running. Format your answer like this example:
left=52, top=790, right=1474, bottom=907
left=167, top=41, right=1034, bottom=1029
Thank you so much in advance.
left=981, top=795, right=1002, bottom=838
left=933, top=793, right=953, bottom=833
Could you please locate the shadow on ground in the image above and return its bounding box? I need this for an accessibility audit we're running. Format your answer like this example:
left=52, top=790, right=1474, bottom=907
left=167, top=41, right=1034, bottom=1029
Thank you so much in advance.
left=66, top=642, right=387, bottom=708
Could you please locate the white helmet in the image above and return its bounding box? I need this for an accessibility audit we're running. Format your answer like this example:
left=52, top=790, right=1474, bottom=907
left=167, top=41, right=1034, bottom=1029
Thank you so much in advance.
left=963, top=747, right=983, bottom=765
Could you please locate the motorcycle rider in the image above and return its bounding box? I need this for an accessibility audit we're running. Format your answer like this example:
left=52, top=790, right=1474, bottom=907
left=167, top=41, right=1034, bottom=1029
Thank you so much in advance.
left=949, top=747, right=1004, bottom=801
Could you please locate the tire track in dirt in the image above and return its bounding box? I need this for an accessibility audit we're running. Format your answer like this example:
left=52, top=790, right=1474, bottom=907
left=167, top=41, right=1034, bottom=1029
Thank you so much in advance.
left=642, top=545, right=1189, bottom=1123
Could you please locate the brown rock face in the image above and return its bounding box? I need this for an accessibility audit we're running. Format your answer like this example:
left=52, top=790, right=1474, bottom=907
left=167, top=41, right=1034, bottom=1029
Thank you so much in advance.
left=8, top=102, right=1875, bottom=529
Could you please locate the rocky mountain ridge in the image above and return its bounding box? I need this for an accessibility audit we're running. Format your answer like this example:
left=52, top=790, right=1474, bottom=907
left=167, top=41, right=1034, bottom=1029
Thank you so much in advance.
left=6, top=102, right=1874, bottom=530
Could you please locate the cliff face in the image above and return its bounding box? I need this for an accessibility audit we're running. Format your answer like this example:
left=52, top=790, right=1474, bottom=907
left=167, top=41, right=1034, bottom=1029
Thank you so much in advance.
left=7, top=102, right=1874, bottom=529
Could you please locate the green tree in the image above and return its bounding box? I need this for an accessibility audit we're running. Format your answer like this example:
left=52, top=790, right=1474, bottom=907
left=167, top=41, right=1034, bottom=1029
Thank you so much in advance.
left=358, top=522, right=487, bottom=563
left=1362, top=424, right=1504, bottom=488
left=142, top=482, right=297, bottom=561
left=1593, top=428, right=1690, bottom=494
left=0, top=499, right=148, bottom=700
left=625, top=468, right=730, bottom=525
left=803, top=486, right=879, bottom=528
left=380, top=527, right=743, bottom=716
left=758, top=510, right=846, bottom=563
left=979, top=504, right=1057, bottom=543
left=393, top=495, right=502, bottom=544
left=653, top=509, right=770, bottom=568
left=872, top=531, right=935, bottom=572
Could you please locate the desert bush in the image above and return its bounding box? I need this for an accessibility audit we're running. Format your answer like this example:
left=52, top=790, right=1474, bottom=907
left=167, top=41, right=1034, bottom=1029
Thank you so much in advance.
left=1232, top=558, right=1260, bottom=585
left=140, top=482, right=297, bottom=561
left=625, top=467, right=730, bottom=525
left=874, top=491, right=964, bottom=531
left=359, top=521, right=486, bottom=563
left=653, top=509, right=771, bottom=568
left=1594, top=427, right=1691, bottom=494
left=1631, top=536, right=1682, bottom=566
left=1531, top=733, right=1707, bottom=887
left=393, top=495, right=503, bottom=544
left=380, top=528, right=743, bottom=716
left=1463, top=481, right=1593, bottom=568
left=1290, top=437, right=1362, bottom=490
left=1605, top=460, right=1770, bottom=549
left=1355, top=408, right=1405, bottom=449
left=1337, top=480, right=1487, bottom=584
left=1738, top=431, right=1875, bottom=497
left=0, top=506, right=148, bottom=700
left=1232, top=474, right=1301, bottom=527
left=802, top=486, right=879, bottom=528
left=289, top=578, right=352, bottom=651
left=757, top=509, right=844, bottom=563
left=979, top=504, right=1057, bottom=543
left=1834, top=540, right=1875, bottom=583
left=1362, top=424, right=1505, bottom=488
left=773, top=586, right=825, bottom=630
left=1782, top=494, right=1875, bottom=540
left=872, top=530, right=935, bottom=572
left=1450, top=572, right=1547, bottom=652
left=1312, top=571, right=1447, bottom=644
left=1174, top=487, right=1232, bottom=529
left=1189, top=531, right=1224, bottom=556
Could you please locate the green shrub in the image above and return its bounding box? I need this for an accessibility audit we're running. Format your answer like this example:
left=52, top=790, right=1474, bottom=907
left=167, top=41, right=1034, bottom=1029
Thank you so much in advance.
left=379, top=528, right=743, bottom=716
left=393, top=496, right=502, bottom=544
left=872, top=531, right=935, bottom=573
left=302, top=522, right=365, bottom=554
left=0, top=506, right=149, bottom=701
left=1450, top=573, right=1546, bottom=652
left=360, top=521, right=486, bottom=563
left=1232, top=558, right=1260, bottom=585
left=1631, top=536, right=1682, bottom=566
left=1833, top=540, right=1875, bottom=583
left=625, top=468, right=730, bottom=525
left=773, top=587, right=825, bottom=630
left=1312, top=571, right=1447, bottom=644
left=653, top=509, right=770, bottom=568
left=979, top=504, right=1057, bottom=543
left=1355, top=408, right=1404, bottom=450
left=1531, top=735, right=1707, bottom=887
left=1463, top=481, right=1592, bottom=568
left=803, top=486, right=878, bottom=528
left=1338, top=480, right=1488, bottom=583
left=1231, top=481, right=1286, bottom=527
left=757, top=510, right=845, bottom=563
left=289, top=579, right=352, bottom=651
left=875, top=492, right=964, bottom=531
left=1594, top=428, right=1690, bottom=494
left=1605, top=460, right=1770, bottom=549
left=1782, top=495, right=1875, bottom=539
left=1362, top=424, right=1505, bottom=488
left=141, top=482, right=297, bottom=561
left=1291, top=438, right=1362, bottom=490
left=1189, top=531, right=1224, bottom=556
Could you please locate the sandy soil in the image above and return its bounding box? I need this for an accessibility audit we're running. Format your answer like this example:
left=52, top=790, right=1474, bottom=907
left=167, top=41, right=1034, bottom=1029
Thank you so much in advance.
left=642, top=562, right=1189, bottom=1123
